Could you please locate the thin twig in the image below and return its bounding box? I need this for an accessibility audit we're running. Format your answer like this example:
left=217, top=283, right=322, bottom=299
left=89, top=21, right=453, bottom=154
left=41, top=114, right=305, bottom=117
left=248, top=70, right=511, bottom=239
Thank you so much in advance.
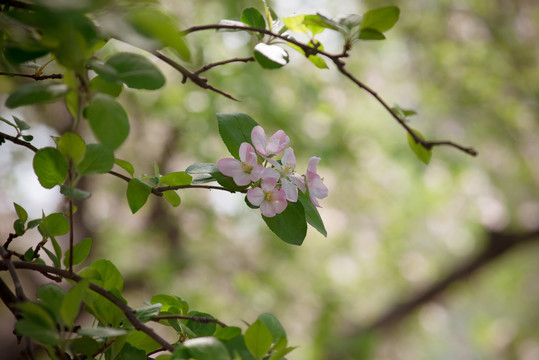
left=157, top=184, right=246, bottom=194
left=0, top=131, right=38, bottom=152
left=0, top=71, right=63, bottom=81
left=152, top=314, right=228, bottom=328
left=193, top=57, right=255, bottom=75
left=0, top=246, right=27, bottom=302
left=0, top=261, right=176, bottom=352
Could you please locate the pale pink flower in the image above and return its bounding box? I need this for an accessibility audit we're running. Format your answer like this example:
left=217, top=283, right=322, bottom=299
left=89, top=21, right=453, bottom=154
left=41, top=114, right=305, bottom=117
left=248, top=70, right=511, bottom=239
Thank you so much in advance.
left=306, top=156, right=328, bottom=207
left=217, top=143, right=263, bottom=186
left=251, top=125, right=290, bottom=157
left=247, top=168, right=288, bottom=217
left=266, top=148, right=305, bottom=202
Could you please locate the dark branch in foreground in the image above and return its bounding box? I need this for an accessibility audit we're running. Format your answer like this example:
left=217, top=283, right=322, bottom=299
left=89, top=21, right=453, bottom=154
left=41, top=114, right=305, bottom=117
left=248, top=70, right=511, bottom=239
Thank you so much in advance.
left=0, top=261, right=176, bottom=352
left=153, top=314, right=228, bottom=328
left=0, top=71, right=63, bottom=81
left=356, top=228, right=539, bottom=334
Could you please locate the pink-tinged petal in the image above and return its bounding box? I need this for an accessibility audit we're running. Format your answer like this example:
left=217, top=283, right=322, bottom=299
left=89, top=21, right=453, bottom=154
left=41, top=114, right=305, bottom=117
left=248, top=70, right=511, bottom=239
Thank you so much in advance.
left=251, top=126, right=268, bottom=155
left=309, top=193, right=321, bottom=207
left=217, top=158, right=243, bottom=177
left=272, top=188, right=288, bottom=214
left=281, top=147, right=296, bottom=168
left=239, top=142, right=255, bottom=162
left=266, top=130, right=290, bottom=155
left=281, top=178, right=298, bottom=202
left=247, top=187, right=264, bottom=206
left=307, top=156, right=321, bottom=173
left=289, top=174, right=306, bottom=193
left=265, top=156, right=281, bottom=170
left=260, top=201, right=277, bottom=217
left=260, top=167, right=280, bottom=186
left=234, top=172, right=253, bottom=186
left=249, top=164, right=264, bottom=182
left=307, top=171, right=328, bottom=207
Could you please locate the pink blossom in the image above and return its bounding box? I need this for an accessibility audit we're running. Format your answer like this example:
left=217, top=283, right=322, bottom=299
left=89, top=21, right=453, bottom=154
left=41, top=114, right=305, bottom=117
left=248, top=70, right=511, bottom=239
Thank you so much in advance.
left=251, top=125, right=290, bottom=157
left=306, top=156, right=328, bottom=207
left=217, top=143, right=263, bottom=186
left=266, top=148, right=305, bottom=202
left=247, top=168, right=288, bottom=217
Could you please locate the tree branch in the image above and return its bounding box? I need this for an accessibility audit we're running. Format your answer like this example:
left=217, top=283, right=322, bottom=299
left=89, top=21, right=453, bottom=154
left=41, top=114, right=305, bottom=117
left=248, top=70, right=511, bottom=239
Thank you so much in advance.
left=0, top=131, right=39, bottom=152
left=0, top=71, right=63, bottom=81
left=0, top=261, right=176, bottom=352
left=182, top=23, right=477, bottom=157
left=357, top=228, right=539, bottom=334
left=193, top=57, right=255, bottom=75
left=152, top=314, right=228, bottom=329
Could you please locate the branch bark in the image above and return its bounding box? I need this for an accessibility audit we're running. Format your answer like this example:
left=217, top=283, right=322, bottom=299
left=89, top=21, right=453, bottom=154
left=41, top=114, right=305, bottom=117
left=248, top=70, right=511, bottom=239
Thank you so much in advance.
left=357, top=228, right=539, bottom=334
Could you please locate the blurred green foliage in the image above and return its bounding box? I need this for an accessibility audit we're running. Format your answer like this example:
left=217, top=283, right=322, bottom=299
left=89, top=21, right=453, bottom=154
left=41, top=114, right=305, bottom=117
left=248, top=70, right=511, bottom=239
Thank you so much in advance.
left=1, top=0, right=538, bottom=359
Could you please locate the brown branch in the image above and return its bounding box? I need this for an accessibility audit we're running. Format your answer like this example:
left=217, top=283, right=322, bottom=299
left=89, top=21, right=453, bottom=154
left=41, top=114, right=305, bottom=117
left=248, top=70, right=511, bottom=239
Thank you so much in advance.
left=0, top=131, right=38, bottom=152
left=152, top=51, right=239, bottom=101
left=0, top=261, right=176, bottom=352
left=193, top=57, right=255, bottom=75
left=182, top=24, right=477, bottom=157
left=152, top=314, right=228, bottom=328
left=0, top=71, right=63, bottom=81
left=0, top=246, right=28, bottom=302
left=358, top=228, right=539, bottom=333
left=157, top=184, right=247, bottom=194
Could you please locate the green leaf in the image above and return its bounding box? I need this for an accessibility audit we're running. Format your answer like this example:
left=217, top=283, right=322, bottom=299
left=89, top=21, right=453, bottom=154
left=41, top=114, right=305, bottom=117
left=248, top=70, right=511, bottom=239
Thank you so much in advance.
left=283, top=15, right=308, bottom=34
left=37, top=284, right=66, bottom=320
left=78, top=327, right=129, bottom=337
left=33, top=147, right=68, bottom=189
left=22, top=135, right=34, bottom=141
left=241, top=8, right=266, bottom=31
left=213, top=172, right=249, bottom=192
left=160, top=171, right=192, bottom=186
left=182, top=337, right=231, bottom=360
left=106, top=52, right=165, bottom=90
left=163, top=190, right=181, bottom=207
left=13, top=115, right=31, bottom=130
left=262, top=201, right=307, bottom=245
left=268, top=346, right=297, bottom=360
left=360, top=6, right=400, bottom=33
left=82, top=259, right=124, bottom=292
left=88, top=58, right=119, bottom=83
left=55, top=132, right=86, bottom=165
left=297, top=191, right=327, bottom=237
left=43, top=246, right=61, bottom=268
left=358, top=28, right=386, bottom=40
left=0, top=116, right=17, bottom=128
left=70, top=337, right=100, bottom=357
left=13, top=219, right=25, bottom=236
left=125, top=7, right=191, bottom=61
left=407, top=129, right=432, bottom=165
left=90, top=75, right=123, bottom=97
left=214, top=326, right=242, bottom=341
left=185, top=163, right=218, bottom=184
left=84, top=94, right=129, bottom=151
left=60, top=185, right=92, bottom=200
left=257, top=313, right=286, bottom=342
left=301, top=15, right=326, bottom=35
left=14, top=202, right=28, bottom=223
left=302, top=14, right=340, bottom=32
left=42, top=213, right=69, bottom=237
left=254, top=43, right=289, bottom=69
left=244, top=320, right=273, bottom=359
left=126, top=330, right=162, bottom=354
left=134, top=303, right=162, bottom=322
left=15, top=319, right=61, bottom=345
left=307, top=54, right=328, bottom=69
left=151, top=294, right=188, bottom=314
left=127, top=178, right=152, bottom=214
left=61, top=280, right=89, bottom=327
left=63, top=237, right=92, bottom=267
left=217, top=113, right=259, bottom=159
left=17, top=302, right=56, bottom=328
left=5, top=82, right=69, bottom=108
left=77, top=143, right=114, bottom=175
left=64, top=70, right=80, bottom=118
left=115, top=158, right=135, bottom=177
left=186, top=311, right=216, bottom=337
left=115, top=342, right=148, bottom=360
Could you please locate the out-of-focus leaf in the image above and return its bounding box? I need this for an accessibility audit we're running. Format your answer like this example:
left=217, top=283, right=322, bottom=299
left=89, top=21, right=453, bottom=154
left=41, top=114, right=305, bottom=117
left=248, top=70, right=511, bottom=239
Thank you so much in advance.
left=298, top=191, right=327, bottom=237
left=55, top=132, right=86, bottom=165
left=61, top=280, right=88, bottom=327
left=60, top=185, right=92, bottom=200
left=63, top=237, right=92, bottom=267
left=254, top=43, right=289, bottom=69
left=186, top=311, right=216, bottom=337
left=160, top=171, right=192, bottom=186
left=77, top=144, right=114, bottom=175
left=84, top=94, right=129, bottom=151
left=360, top=6, right=400, bottom=33
left=244, top=319, right=273, bottom=359
left=181, top=337, right=231, bottom=360
left=90, top=76, right=123, bottom=97
left=358, top=28, right=385, bottom=40
left=14, top=203, right=28, bottom=223
left=33, top=147, right=68, bottom=189
left=407, top=129, right=432, bottom=165
left=115, top=158, right=135, bottom=177
left=126, top=178, right=152, bottom=214
left=6, top=82, right=69, bottom=108
left=163, top=190, right=181, bottom=207
left=106, top=53, right=165, bottom=90
left=78, top=327, right=129, bottom=337
left=241, top=8, right=266, bottom=37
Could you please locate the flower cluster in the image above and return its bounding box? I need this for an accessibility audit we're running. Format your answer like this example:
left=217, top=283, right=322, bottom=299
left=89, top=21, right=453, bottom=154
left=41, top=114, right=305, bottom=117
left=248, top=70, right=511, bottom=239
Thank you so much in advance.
left=217, top=126, right=328, bottom=217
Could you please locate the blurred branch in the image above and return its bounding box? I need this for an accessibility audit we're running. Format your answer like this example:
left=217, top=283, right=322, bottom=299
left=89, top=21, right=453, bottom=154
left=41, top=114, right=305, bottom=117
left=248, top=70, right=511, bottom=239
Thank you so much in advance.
left=193, top=57, right=255, bottom=75
left=358, top=228, right=539, bottom=334
left=182, top=24, right=478, bottom=157
left=152, top=314, right=228, bottom=328
left=0, top=131, right=39, bottom=152
left=0, top=260, right=176, bottom=352
left=0, top=71, right=63, bottom=81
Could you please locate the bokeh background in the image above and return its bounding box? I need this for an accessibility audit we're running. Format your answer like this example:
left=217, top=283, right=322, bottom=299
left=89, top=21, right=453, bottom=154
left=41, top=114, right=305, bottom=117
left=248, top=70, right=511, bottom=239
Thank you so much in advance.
left=1, top=0, right=539, bottom=359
